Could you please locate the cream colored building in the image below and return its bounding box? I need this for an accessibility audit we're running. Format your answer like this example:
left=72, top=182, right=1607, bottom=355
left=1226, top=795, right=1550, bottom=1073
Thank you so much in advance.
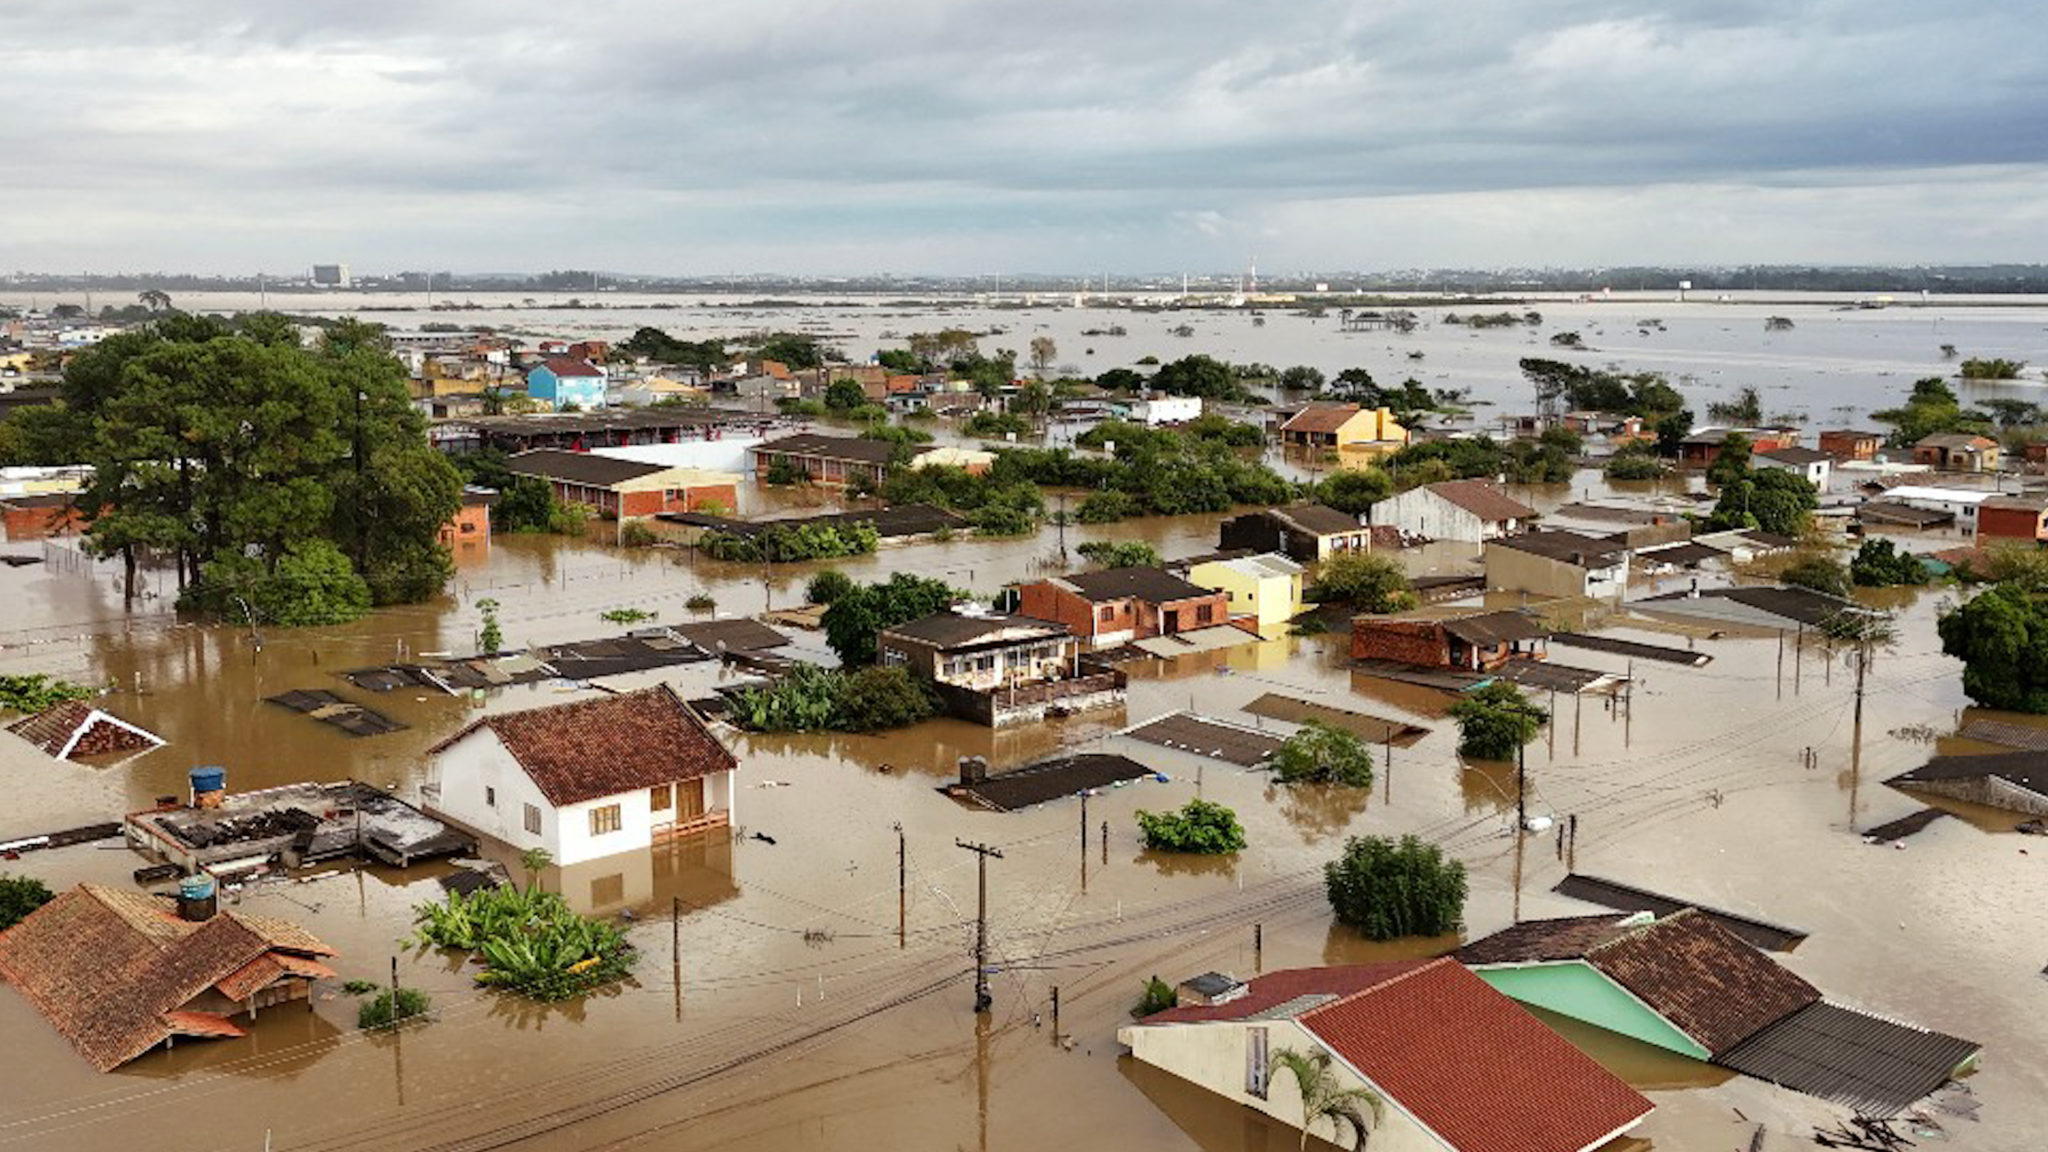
left=1185, top=553, right=1305, bottom=632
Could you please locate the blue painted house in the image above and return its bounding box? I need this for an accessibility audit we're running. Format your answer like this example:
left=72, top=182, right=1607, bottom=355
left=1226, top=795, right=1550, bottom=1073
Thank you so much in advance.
left=526, top=357, right=608, bottom=411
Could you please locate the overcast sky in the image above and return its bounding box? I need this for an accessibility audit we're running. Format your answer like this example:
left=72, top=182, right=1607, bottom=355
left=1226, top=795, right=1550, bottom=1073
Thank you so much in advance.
left=4, top=0, right=2045, bottom=276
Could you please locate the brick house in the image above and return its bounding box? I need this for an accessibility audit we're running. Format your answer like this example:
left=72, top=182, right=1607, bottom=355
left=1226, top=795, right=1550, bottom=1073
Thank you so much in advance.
left=437, top=485, right=496, bottom=555
left=506, top=450, right=739, bottom=519
left=1678, top=427, right=1798, bottom=469
left=1818, top=429, right=1881, bottom=462
left=1351, top=609, right=1551, bottom=671
left=1017, top=566, right=1231, bottom=648
left=1913, top=433, right=2001, bottom=473
left=1977, top=495, right=2048, bottom=543
left=751, top=433, right=928, bottom=488
left=878, top=610, right=1125, bottom=726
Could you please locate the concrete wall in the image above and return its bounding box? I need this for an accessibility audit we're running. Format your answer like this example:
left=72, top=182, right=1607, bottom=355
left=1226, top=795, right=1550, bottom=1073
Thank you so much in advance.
left=1119, top=1018, right=1444, bottom=1152
left=1484, top=543, right=1627, bottom=601
left=1187, top=562, right=1301, bottom=631
left=430, top=729, right=566, bottom=862
left=1474, top=963, right=1709, bottom=1060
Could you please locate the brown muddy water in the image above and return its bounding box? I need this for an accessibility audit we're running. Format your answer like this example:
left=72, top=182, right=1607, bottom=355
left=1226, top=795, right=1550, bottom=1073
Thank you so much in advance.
left=0, top=495, right=2043, bottom=1152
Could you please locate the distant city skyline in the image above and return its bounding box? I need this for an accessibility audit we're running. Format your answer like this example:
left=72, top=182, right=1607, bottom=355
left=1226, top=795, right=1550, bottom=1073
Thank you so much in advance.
left=4, top=0, right=2045, bottom=275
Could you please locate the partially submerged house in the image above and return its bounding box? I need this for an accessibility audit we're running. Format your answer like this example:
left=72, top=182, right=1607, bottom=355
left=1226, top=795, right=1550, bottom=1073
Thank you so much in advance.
left=6, top=699, right=164, bottom=761
left=1887, top=750, right=2048, bottom=819
left=1458, top=909, right=1979, bottom=1116
left=426, top=684, right=739, bottom=866
left=1017, top=566, right=1231, bottom=648
left=1119, top=958, right=1654, bottom=1152
left=1372, top=480, right=1534, bottom=543
left=1755, top=445, right=1833, bottom=490
left=1184, top=553, right=1305, bottom=632
left=506, top=450, right=739, bottom=519
left=878, top=610, right=1124, bottom=727
left=1819, top=429, right=1882, bottom=462
left=1913, top=432, right=2000, bottom=473
left=1875, top=485, right=1996, bottom=533
left=1351, top=609, right=1550, bottom=671
left=1677, top=427, right=1798, bottom=469
left=1217, top=503, right=1371, bottom=562
left=750, top=433, right=926, bottom=488
left=1633, top=585, right=1858, bottom=631
left=1278, top=402, right=1407, bottom=449
left=524, top=356, right=608, bottom=411
left=0, top=884, right=336, bottom=1071
left=1483, top=529, right=1629, bottom=601
left=1975, top=495, right=2048, bottom=544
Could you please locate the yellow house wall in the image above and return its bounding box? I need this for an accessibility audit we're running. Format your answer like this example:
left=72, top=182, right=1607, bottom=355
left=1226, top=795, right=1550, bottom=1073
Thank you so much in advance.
left=1117, top=1019, right=1446, bottom=1152
left=1186, top=564, right=1303, bottom=630
left=1333, top=407, right=1408, bottom=446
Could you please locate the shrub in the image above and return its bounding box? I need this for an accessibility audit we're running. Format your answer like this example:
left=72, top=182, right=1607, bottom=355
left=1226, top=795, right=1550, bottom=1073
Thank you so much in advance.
left=1076, top=490, right=1137, bottom=524
left=618, top=521, right=660, bottom=548
left=1603, top=453, right=1670, bottom=480
left=821, top=573, right=960, bottom=665
left=1447, top=681, right=1547, bottom=760
left=1136, top=799, right=1246, bottom=854
left=1076, top=540, right=1160, bottom=569
left=410, top=885, right=635, bottom=1001
left=0, top=674, right=94, bottom=716
left=1313, top=469, right=1392, bottom=515
left=1310, top=552, right=1414, bottom=612
left=727, top=663, right=936, bottom=732
left=699, top=522, right=879, bottom=563
left=965, top=411, right=1032, bottom=438
left=806, top=569, right=855, bottom=605
left=763, top=458, right=810, bottom=486
left=1850, top=539, right=1930, bottom=588
left=1323, top=834, right=1468, bottom=941
left=600, top=607, right=657, bottom=625
left=1270, top=720, right=1374, bottom=787
left=825, top=378, right=867, bottom=410
left=833, top=665, right=939, bottom=730
left=357, top=988, right=432, bottom=1029
left=1781, top=553, right=1852, bottom=598
left=0, top=874, right=54, bottom=930
left=1134, top=976, right=1177, bottom=1017
left=342, top=978, right=381, bottom=996
left=183, top=539, right=372, bottom=627
left=970, top=504, right=1036, bottom=537
left=1960, top=357, right=2028, bottom=380
left=685, top=593, right=717, bottom=612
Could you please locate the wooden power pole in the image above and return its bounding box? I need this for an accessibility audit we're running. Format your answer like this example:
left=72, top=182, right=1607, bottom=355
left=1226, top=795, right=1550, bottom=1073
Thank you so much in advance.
left=957, top=839, right=1004, bottom=1013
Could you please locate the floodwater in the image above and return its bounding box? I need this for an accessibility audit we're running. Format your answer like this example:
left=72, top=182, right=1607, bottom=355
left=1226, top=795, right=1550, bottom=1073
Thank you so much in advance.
left=3, top=303, right=2047, bottom=1149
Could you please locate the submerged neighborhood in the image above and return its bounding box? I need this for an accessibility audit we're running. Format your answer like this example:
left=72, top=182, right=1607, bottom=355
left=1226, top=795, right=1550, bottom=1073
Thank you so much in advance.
left=0, top=289, right=2044, bottom=1152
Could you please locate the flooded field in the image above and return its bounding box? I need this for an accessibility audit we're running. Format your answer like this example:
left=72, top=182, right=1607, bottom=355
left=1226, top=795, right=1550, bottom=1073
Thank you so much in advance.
left=2, top=298, right=2046, bottom=1150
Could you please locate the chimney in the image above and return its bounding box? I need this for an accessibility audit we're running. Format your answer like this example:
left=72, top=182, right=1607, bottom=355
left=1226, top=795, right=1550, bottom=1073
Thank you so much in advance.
left=176, top=874, right=217, bottom=922
left=189, top=765, right=227, bottom=809
left=958, top=756, right=988, bottom=786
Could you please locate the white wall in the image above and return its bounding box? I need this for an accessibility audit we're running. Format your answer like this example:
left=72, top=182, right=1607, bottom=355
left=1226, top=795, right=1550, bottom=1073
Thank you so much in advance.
left=592, top=438, right=762, bottom=477
left=1374, top=489, right=1502, bottom=543
left=430, top=729, right=564, bottom=861
left=557, top=792, right=655, bottom=867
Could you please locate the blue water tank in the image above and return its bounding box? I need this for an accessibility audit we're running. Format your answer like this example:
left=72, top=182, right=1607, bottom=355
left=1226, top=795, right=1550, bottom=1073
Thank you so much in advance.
left=189, top=765, right=226, bottom=794
left=178, top=874, right=216, bottom=900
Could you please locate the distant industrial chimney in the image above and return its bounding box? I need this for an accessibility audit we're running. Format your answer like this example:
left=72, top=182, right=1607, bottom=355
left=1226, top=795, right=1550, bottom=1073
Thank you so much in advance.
left=189, top=765, right=226, bottom=809
left=177, top=874, right=217, bottom=922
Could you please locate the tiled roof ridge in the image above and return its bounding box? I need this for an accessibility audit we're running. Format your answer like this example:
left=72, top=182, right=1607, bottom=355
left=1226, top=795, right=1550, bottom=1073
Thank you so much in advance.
left=429, top=682, right=686, bottom=756
left=1299, top=956, right=1450, bottom=1021
left=1586, top=906, right=1696, bottom=956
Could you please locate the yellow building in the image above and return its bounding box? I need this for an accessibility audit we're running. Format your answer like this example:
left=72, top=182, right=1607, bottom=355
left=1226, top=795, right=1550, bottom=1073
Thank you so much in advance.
left=1185, top=553, right=1306, bottom=632
left=1280, top=403, right=1407, bottom=448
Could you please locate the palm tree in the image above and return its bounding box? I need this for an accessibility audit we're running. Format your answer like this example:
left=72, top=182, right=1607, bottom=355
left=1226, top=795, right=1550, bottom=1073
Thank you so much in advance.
left=1272, top=1046, right=1383, bottom=1152
left=519, top=847, right=554, bottom=891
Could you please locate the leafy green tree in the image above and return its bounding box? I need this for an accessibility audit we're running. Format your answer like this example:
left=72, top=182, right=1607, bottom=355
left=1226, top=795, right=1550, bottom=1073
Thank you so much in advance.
left=476, top=598, right=504, bottom=653
left=1313, top=469, right=1392, bottom=515
left=1134, top=976, right=1177, bottom=1017
left=1447, top=681, right=1546, bottom=760
left=806, top=569, right=855, bottom=605
left=1872, top=376, right=1992, bottom=448
left=1746, top=469, right=1820, bottom=537
left=752, top=333, right=827, bottom=369
left=1654, top=409, right=1694, bottom=456
left=187, top=539, right=372, bottom=626
left=1271, top=1046, right=1384, bottom=1152
left=1279, top=365, right=1325, bottom=391
left=824, top=378, right=867, bottom=410
left=1076, top=490, right=1137, bottom=523
left=1151, top=354, right=1251, bottom=402
left=0, top=874, right=55, bottom=930
left=832, top=665, right=939, bottom=730
left=1706, top=432, right=1753, bottom=489
left=1322, top=834, right=1467, bottom=941
left=1310, top=552, right=1414, bottom=613
left=1094, top=367, right=1146, bottom=393
left=876, top=348, right=921, bottom=373
left=358, top=988, right=431, bottom=1030
left=1938, top=583, right=2048, bottom=712
left=1270, top=721, right=1374, bottom=787
left=1076, top=540, right=1160, bottom=569
left=1028, top=336, right=1057, bottom=374
left=1780, top=552, right=1852, bottom=598
left=1708, top=385, right=1763, bottom=424
left=822, top=573, right=960, bottom=665
left=1135, top=799, right=1246, bottom=854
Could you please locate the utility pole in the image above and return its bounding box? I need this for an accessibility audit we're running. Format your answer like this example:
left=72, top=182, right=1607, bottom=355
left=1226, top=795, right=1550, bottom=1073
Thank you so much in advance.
left=957, top=839, right=1004, bottom=1013
left=1513, top=740, right=1527, bottom=920
left=894, top=822, right=906, bottom=948
left=672, top=895, right=683, bottom=1022
left=1056, top=492, right=1068, bottom=566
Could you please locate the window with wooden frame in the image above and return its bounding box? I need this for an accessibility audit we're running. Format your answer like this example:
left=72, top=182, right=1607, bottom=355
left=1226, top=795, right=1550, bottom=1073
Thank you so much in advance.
left=589, top=804, right=623, bottom=836
left=523, top=803, right=542, bottom=835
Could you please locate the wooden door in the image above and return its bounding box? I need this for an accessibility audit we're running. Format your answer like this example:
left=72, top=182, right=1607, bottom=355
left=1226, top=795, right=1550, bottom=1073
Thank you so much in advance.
left=677, top=777, right=706, bottom=823
left=649, top=783, right=674, bottom=830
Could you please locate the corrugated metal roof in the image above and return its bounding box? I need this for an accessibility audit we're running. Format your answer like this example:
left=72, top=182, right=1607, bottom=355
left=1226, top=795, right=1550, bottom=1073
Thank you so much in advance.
left=1714, top=1000, right=1979, bottom=1117
left=1123, top=712, right=1282, bottom=767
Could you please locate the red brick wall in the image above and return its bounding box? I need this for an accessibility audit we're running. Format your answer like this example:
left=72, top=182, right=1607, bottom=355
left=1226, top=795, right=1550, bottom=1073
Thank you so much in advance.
left=1979, top=506, right=2046, bottom=542
left=3, top=502, right=82, bottom=541
left=1019, top=583, right=1095, bottom=638
left=1155, top=593, right=1230, bottom=636
left=680, top=483, right=738, bottom=513
left=1820, top=432, right=1877, bottom=462
left=620, top=490, right=666, bottom=518
left=437, top=503, right=491, bottom=546
left=1351, top=619, right=1451, bottom=665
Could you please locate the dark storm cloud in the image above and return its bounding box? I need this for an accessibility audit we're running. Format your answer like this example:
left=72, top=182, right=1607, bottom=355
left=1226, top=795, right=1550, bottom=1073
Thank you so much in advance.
left=2, top=0, right=2044, bottom=272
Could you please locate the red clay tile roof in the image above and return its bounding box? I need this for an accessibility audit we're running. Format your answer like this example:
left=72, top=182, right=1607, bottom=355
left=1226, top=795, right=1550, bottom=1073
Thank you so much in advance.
left=1424, top=479, right=1537, bottom=522
left=161, top=1010, right=246, bottom=1039
left=1301, top=959, right=1653, bottom=1152
left=0, top=885, right=335, bottom=1070
left=1281, top=402, right=1362, bottom=434
left=430, top=684, right=737, bottom=808
left=1140, top=960, right=1652, bottom=1152
left=5, top=700, right=163, bottom=760
left=1586, top=908, right=1820, bottom=1055
left=1454, top=914, right=1633, bottom=963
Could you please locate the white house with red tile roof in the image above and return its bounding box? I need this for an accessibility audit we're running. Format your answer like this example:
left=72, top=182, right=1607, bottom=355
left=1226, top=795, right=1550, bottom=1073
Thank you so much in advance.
left=424, top=685, right=738, bottom=866
left=1117, top=958, right=1652, bottom=1152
